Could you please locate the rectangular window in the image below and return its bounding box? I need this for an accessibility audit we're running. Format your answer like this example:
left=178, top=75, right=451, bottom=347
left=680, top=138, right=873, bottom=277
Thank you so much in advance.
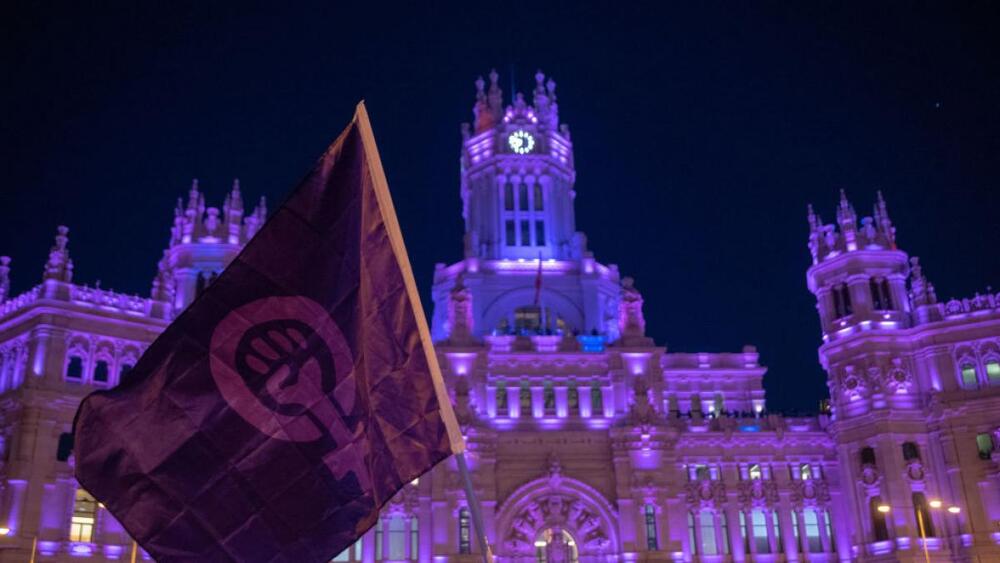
left=505, top=220, right=516, bottom=246
left=70, top=488, right=97, bottom=543
left=535, top=221, right=545, bottom=246
left=496, top=381, right=508, bottom=415
left=688, top=513, right=698, bottom=556
left=803, top=509, right=822, bottom=552
left=388, top=516, right=406, bottom=560
left=773, top=510, right=783, bottom=553
left=700, top=511, right=718, bottom=555
left=543, top=381, right=555, bottom=415
left=519, top=381, right=532, bottom=415
left=520, top=220, right=531, bottom=246
left=752, top=510, right=770, bottom=553
left=987, top=362, right=1000, bottom=385
left=504, top=184, right=514, bottom=211
left=533, top=184, right=544, bottom=210
left=410, top=516, right=419, bottom=560
left=375, top=520, right=383, bottom=560
left=644, top=504, right=658, bottom=550
left=720, top=512, right=731, bottom=554
left=519, top=184, right=529, bottom=211
left=459, top=508, right=471, bottom=554
left=590, top=382, right=603, bottom=416
left=567, top=382, right=579, bottom=415
left=977, top=433, right=994, bottom=460
left=739, top=511, right=749, bottom=554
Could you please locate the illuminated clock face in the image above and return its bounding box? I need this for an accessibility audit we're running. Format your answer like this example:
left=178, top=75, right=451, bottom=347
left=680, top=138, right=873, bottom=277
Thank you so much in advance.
left=508, top=130, right=535, bottom=155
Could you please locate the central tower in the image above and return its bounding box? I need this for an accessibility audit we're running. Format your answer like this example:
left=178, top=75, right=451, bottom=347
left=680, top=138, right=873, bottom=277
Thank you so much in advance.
left=460, top=70, right=580, bottom=261
left=431, top=70, right=628, bottom=344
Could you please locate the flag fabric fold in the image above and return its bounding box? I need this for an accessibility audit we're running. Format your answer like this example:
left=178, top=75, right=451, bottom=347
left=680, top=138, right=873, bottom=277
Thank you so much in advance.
left=74, top=103, right=462, bottom=562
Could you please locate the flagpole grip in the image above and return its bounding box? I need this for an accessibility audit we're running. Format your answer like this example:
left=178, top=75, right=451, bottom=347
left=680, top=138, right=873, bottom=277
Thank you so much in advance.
left=456, top=452, right=494, bottom=563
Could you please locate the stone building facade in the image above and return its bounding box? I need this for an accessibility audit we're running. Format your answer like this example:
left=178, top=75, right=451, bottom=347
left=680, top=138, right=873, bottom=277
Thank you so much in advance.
left=0, top=71, right=997, bottom=562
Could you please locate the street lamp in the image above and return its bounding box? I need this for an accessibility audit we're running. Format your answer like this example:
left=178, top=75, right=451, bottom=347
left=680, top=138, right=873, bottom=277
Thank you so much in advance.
left=877, top=504, right=891, bottom=513
left=946, top=506, right=961, bottom=515
left=917, top=500, right=963, bottom=563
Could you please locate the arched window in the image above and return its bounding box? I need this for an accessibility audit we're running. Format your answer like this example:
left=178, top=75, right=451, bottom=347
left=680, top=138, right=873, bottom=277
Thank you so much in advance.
left=870, top=278, right=884, bottom=310
left=870, top=497, right=889, bottom=541
left=902, top=442, right=920, bottom=461
left=69, top=487, right=97, bottom=543
left=912, top=493, right=935, bottom=538
left=533, top=184, right=544, bottom=211
left=504, top=183, right=514, bottom=211
left=977, top=433, right=994, bottom=460
left=986, top=361, right=1000, bottom=386
left=93, top=360, right=110, bottom=384
left=880, top=279, right=893, bottom=309
left=860, top=446, right=876, bottom=467
left=833, top=284, right=853, bottom=317
left=66, top=356, right=84, bottom=380
left=518, top=184, right=529, bottom=211
left=644, top=504, right=658, bottom=550
left=458, top=507, right=471, bottom=554
left=961, top=364, right=978, bottom=389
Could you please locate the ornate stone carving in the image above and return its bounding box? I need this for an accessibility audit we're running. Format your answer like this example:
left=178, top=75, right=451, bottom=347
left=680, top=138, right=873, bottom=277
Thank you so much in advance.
left=790, top=479, right=831, bottom=509
left=685, top=480, right=726, bottom=510
left=737, top=479, right=779, bottom=510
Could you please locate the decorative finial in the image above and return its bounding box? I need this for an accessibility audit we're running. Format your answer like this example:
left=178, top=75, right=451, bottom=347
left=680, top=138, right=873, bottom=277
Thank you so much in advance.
left=43, top=225, right=73, bottom=283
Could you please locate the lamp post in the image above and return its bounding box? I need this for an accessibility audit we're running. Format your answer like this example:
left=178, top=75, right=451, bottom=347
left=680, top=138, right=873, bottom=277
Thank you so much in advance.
left=916, top=499, right=962, bottom=563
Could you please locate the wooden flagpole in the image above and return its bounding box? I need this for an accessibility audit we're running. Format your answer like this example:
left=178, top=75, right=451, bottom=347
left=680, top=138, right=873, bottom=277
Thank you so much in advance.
left=356, top=101, right=494, bottom=563
left=29, top=536, right=37, bottom=563
left=130, top=540, right=138, bottom=563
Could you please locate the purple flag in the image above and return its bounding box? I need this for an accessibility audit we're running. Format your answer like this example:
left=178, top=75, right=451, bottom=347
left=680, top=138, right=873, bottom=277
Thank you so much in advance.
left=74, top=103, right=463, bottom=562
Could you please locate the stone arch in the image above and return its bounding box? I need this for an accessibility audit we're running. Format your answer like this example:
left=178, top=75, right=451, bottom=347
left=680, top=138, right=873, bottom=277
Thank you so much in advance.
left=481, top=287, right=584, bottom=335
left=495, top=474, right=619, bottom=561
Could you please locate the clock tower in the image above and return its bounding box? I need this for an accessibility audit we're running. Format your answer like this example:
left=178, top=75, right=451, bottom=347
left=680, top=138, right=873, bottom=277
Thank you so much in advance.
left=460, top=69, right=580, bottom=261
left=431, top=70, right=634, bottom=344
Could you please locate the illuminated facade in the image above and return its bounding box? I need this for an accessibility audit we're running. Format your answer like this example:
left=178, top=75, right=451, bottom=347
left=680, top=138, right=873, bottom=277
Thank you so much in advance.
left=0, top=70, right=997, bottom=562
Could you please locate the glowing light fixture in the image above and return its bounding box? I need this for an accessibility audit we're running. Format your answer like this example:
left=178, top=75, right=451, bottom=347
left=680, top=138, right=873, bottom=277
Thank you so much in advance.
left=947, top=506, right=961, bottom=514
left=0, top=527, right=9, bottom=535
left=877, top=504, right=891, bottom=513
left=928, top=499, right=942, bottom=509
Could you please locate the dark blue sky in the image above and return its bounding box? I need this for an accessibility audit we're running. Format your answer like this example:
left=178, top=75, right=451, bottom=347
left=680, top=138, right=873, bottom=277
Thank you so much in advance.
left=2, top=2, right=997, bottom=412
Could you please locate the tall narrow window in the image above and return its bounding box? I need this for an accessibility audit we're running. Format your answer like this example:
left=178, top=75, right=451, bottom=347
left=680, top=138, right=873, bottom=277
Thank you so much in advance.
left=66, top=356, right=84, bottom=380
left=870, top=497, right=889, bottom=541
left=519, top=381, right=532, bottom=415
left=590, top=382, right=603, bottom=416
left=533, top=184, right=544, bottom=210
left=720, top=512, right=731, bottom=554
left=912, top=493, right=935, bottom=538
left=69, top=488, right=97, bottom=542
left=518, top=184, right=529, bottom=211
left=520, top=220, right=531, bottom=246
left=119, top=363, right=134, bottom=384
left=543, top=380, right=555, bottom=415
left=832, top=289, right=843, bottom=319
left=410, top=516, right=419, bottom=560
left=902, top=442, right=920, bottom=461
left=388, top=516, right=406, bottom=560
left=841, top=285, right=853, bottom=315
left=57, top=432, right=74, bottom=462
left=644, top=504, right=658, bottom=550
left=791, top=510, right=802, bottom=552
left=961, top=365, right=978, bottom=389
left=870, top=278, right=884, bottom=310
left=459, top=507, right=471, bottom=553
left=535, top=221, right=545, bottom=246
left=880, top=279, right=893, bottom=309
left=496, top=381, right=508, bottom=414
left=504, top=183, right=514, bottom=211
left=375, top=519, right=383, bottom=560
left=93, top=360, right=109, bottom=384
left=567, top=381, right=579, bottom=415
left=505, top=220, right=516, bottom=246
left=699, top=511, right=718, bottom=555
left=987, top=361, right=1000, bottom=386
left=751, top=510, right=770, bottom=553
left=688, top=512, right=698, bottom=556
left=824, top=509, right=835, bottom=551
left=803, top=509, right=822, bottom=552
left=739, top=511, right=749, bottom=554
left=772, top=510, right=783, bottom=553
left=977, top=433, right=994, bottom=460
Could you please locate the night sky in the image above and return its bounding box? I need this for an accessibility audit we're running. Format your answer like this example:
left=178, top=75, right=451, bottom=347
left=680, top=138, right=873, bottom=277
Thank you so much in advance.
left=3, top=2, right=998, bottom=413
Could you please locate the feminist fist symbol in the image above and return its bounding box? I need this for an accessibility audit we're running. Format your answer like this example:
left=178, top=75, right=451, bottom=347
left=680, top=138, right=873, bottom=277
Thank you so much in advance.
left=210, top=296, right=370, bottom=489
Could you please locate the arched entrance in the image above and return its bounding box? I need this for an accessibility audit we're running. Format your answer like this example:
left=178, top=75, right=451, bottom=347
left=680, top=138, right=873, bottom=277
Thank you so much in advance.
left=495, top=469, right=618, bottom=562
left=535, top=528, right=579, bottom=563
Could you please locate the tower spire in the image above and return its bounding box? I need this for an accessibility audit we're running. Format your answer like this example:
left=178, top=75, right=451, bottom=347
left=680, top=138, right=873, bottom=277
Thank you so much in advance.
left=42, top=226, right=73, bottom=283
left=836, top=190, right=858, bottom=250
left=874, top=190, right=896, bottom=248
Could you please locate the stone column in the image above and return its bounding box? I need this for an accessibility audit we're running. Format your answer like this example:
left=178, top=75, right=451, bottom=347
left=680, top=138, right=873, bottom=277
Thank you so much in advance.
left=724, top=505, right=745, bottom=561
left=531, top=385, right=544, bottom=418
